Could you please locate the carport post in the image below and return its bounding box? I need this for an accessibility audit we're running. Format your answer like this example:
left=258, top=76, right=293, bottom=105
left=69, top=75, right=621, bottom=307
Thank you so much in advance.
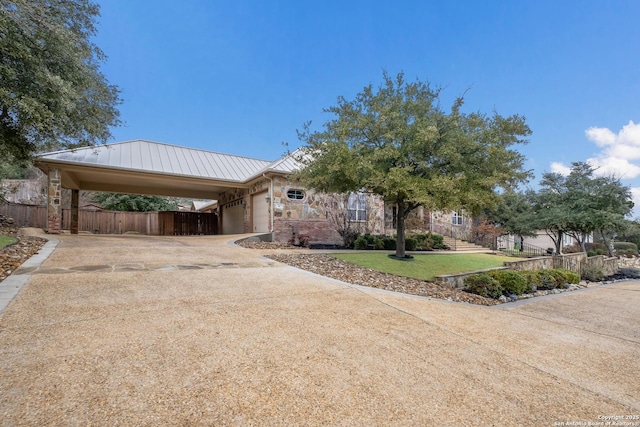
left=47, top=168, right=62, bottom=234
left=70, top=189, right=79, bottom=234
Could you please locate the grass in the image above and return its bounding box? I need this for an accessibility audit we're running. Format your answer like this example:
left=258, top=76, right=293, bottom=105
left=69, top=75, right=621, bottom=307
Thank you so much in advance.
left=331, top=252, right=514, bottom=281
left=0, top=235, right=18, bottom=249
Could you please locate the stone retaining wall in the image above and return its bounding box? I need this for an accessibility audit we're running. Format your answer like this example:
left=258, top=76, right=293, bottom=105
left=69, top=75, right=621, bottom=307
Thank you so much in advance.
left=435, top=252, right=619, bottom=289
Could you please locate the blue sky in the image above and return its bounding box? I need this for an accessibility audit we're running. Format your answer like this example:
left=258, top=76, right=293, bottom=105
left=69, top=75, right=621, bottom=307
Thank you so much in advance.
left=94, top=0, right=640, bottom=206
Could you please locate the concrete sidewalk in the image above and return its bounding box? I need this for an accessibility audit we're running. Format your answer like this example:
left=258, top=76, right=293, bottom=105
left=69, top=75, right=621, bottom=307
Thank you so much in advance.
left=0, top=233, right=638, bottom=426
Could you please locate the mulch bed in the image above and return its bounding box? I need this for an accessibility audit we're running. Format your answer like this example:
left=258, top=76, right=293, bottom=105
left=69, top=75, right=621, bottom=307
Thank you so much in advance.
left=0, top=227, right=47, bottom=283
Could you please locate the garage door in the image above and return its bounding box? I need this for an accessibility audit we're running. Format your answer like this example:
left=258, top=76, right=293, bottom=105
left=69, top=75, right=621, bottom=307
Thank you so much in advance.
left=222, top=200, right=244, bottom=234
left=252, top=191, right=269, bottom=232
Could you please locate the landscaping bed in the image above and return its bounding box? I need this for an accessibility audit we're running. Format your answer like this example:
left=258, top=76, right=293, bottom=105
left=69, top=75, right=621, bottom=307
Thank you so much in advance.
left=266, top=253, right=499, bottom=306
left=0, top=227, right=47, bottom=283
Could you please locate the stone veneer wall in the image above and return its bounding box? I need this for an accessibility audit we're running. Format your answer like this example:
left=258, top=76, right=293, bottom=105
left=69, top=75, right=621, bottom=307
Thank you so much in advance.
left=435, top=252, right=619, bottom=289
left=47, top=168, right=62, bottom=233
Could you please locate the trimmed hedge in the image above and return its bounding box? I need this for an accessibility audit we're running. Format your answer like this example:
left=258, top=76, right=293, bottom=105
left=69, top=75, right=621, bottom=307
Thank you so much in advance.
left=614, top=241, right=638, bottom=256
left=350, top=233, right=446, bottom=251
left=464, top=268, right=580, bottom=299
left=488, top=270, right=528, bottom=295
left=464, top=273, right=503, bottom=299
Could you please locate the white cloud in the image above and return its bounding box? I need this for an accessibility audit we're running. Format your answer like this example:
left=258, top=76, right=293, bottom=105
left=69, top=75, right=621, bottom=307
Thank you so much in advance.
left=585, top=126, right=616, bottom=147
left=552, top=120, right=640, bottom=179
left=586, top=120, right=640, bottom=161
left=550, top=162, right=571, bottom=175
left=585, top=156, right=640, bottom=178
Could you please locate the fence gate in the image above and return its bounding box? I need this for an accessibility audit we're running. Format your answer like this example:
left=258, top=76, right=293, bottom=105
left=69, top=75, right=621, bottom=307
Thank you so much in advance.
left=158, top=211, right=218, bottom=236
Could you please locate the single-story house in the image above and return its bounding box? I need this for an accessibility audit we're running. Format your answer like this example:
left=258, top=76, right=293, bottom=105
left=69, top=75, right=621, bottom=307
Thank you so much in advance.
left=34, top=140, right=472, bottom=244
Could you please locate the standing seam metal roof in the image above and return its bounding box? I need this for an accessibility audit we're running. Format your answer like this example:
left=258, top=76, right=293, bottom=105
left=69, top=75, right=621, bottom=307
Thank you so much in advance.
left=36, top=140, right=297, bottom=182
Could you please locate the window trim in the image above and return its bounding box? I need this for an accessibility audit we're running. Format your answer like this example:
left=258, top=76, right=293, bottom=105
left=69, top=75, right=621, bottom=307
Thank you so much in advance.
left=452, top=210, right=463, bottom=226
left=347, top=192, right=368, bottom=222
left=286, top=189, right=305, bottom=201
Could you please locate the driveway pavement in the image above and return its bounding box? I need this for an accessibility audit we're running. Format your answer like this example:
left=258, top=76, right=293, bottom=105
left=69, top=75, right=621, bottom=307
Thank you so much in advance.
left=0, top=233, right=638, bottom=426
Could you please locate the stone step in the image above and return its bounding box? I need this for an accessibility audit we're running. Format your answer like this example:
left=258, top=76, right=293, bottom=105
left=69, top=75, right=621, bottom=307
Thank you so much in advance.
left=442, top=237, right=488, bottom=252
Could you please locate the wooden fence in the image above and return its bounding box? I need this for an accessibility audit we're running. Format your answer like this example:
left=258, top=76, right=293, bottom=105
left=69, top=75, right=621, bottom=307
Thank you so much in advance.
left=0, top=202, right=218, bottom=236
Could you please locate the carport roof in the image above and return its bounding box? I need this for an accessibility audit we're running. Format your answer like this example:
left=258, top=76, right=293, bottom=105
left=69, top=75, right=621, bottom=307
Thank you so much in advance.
left=35, top=140, right=300, bottom=199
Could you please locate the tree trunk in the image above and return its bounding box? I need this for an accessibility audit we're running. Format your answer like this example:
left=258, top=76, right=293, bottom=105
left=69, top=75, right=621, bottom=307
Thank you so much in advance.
left=579, top=234, right=587, bottom=253
left=395, top=200, right=406, bottom=258
left=600, top=229, right=615, bottom=257
left=556, top=230, right=563, bottom=254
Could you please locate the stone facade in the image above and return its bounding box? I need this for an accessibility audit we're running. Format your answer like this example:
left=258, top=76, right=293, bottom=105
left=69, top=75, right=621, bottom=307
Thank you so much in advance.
left=47, top=168, right=62, bottom=234
left=216, top=173, right=468, bottom=246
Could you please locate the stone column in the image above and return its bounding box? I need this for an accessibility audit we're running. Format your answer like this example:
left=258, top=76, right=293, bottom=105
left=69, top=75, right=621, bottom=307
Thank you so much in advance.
left=70, top=189, right=79, bottom=234
left=47, top=168, right=62, bottom=234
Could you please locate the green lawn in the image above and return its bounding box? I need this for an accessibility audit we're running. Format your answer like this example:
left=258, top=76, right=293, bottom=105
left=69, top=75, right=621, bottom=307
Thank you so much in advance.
left=0, top=235, right=17, bottom=249
left=332, top=252, right=514, bottom=281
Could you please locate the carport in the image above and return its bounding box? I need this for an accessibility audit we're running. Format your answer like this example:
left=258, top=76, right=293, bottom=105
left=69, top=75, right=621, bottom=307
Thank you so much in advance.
left=34, top=139, right=288, bottom=235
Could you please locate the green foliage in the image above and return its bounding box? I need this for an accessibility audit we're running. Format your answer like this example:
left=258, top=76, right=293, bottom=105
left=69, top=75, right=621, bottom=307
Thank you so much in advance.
left=0, top=162, right=37, bottom=179
left=92, top=193, right=178, bottom=212
left=613, top=241, right=638, bottom=255
left=464, top=273, right=503, bottom=299
left=405, top=237, right=417, bottom=251
left=354, top=236, right=368, bottom=250
left=489, top=270, right=528, bottom=295
left=409, top=232, right=445, bottom=250
left=582, top=265, right=604, bottom=282
left=295, top=71, right=531, bottom=258
left=382, top=237, right=396, bottom=250
left=465, top=268, right=580, bottom=299
left=529, top=162, right=634, bottom=254
left=482, top=191, right=536, bottom=238
left=373, top=237, right=384, bottom=250
left=0, top=0, right=121, bottom=163
left=0, top=235, right=17, bottom=248
left=536, top=268, right=579, bottom=289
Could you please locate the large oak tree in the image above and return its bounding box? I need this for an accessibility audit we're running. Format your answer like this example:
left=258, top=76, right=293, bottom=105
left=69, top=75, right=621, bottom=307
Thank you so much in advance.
left=295, top=72, right=531, bottom=258
left=0, top=0, right=121, bottom=165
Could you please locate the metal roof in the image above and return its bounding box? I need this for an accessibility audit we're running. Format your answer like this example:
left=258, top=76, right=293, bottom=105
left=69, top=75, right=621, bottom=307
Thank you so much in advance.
left=36, top=140, right=290, bottom=183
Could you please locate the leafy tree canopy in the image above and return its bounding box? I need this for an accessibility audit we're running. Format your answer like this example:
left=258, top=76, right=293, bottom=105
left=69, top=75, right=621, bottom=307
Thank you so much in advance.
left=0, top=0, right=121, bottom=164
left=92, top=193, right=178, bottom=212
left=295, top=71, right=532, bottom=257
left=530, top=162, right=633, bottom=254
left=483, top=190, right=536, bottom=237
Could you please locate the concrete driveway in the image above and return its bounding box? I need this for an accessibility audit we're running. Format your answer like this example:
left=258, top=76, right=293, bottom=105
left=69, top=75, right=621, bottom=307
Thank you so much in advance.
left=0, top=233, right=638, bottom=426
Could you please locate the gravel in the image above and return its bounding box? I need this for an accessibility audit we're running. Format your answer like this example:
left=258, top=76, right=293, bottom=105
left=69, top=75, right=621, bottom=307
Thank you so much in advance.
left=0, top=227, right=47, bottom=282
left=266, top=253, right=498, bottom=306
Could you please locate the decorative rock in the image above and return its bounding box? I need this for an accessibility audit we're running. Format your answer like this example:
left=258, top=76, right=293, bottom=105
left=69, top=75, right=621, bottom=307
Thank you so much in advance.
left=498, top=295, right=508, bottom=303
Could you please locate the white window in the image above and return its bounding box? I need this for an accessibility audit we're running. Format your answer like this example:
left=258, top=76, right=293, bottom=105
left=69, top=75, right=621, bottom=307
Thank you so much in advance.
left=347, top=192, right=368, bottom=221
left=452, top=210, right=463, bottom=225
left=286, top=189, right=305, bottom=200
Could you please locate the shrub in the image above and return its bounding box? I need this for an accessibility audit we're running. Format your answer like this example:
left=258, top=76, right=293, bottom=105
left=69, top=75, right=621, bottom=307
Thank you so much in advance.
left=405, top=237, right=417, bottom=251
left=464, top=273, right=503, bottom=299
left=582, top=265, right=604, bottom=282
left=522, top=270, right=543, bottom=292
left=489, top=270, right=528, bottom=295
left=372, top=237, right=384, bottom=250
left=585, top=242, right=606, bottom=253
left=614, top=241, right=638, bottom=256
left=382, top=237, right=396, bottom=250
left=431, top=233, right=445, bottom=249
left=535, top=268, right=579, bottom=289
left=354, top=236, right=368, bottom=250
